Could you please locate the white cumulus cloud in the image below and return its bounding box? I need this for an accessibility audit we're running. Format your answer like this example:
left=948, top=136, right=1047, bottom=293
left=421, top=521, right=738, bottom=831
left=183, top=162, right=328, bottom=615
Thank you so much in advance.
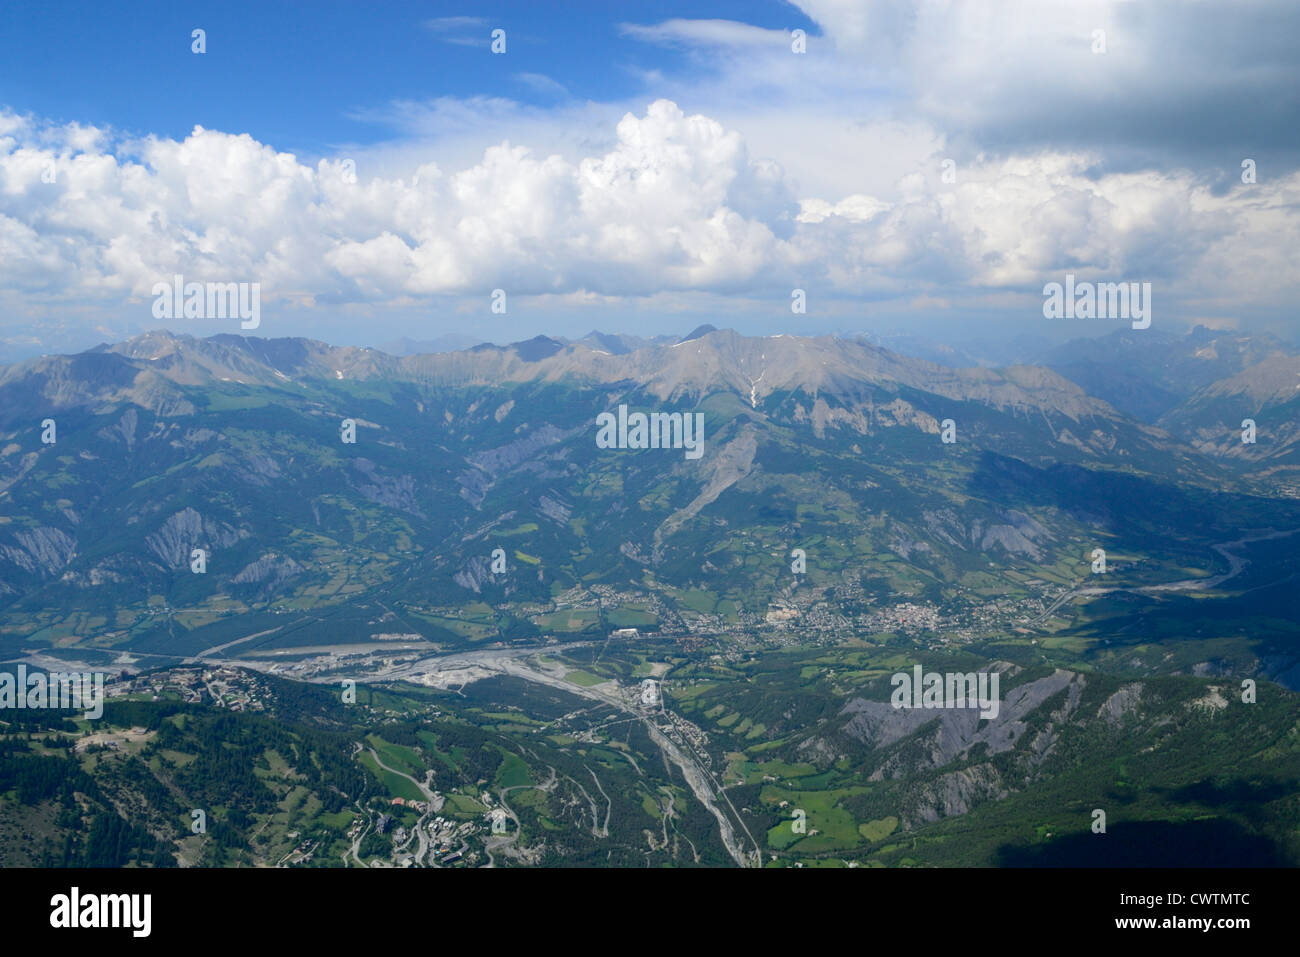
left=0, top=99, right=1296, bottom=326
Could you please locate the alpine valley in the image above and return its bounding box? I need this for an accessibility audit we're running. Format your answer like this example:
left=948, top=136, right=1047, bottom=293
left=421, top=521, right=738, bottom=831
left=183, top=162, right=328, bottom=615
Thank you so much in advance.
left=0, top=325, right=1297, bottom=868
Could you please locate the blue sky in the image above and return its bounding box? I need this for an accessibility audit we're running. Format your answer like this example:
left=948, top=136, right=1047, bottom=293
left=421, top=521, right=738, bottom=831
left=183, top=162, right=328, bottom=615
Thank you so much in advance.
left=3, top=1, right=812, bottom=155
left=0, top=0, right=1297, bottom=359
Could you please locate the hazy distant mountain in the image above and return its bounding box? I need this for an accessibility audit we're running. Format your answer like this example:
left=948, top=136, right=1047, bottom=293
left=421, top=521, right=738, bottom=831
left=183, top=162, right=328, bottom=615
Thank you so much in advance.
left=0, top=326, right=1231, bottom=478
left=859, top=332, right=1056, bottom=369
left=678, top=323, right=718, bottom=344
left=502, top=335, right=566, bottom=362
left=1036, top=326, right=1300, bottom=473
left=576, top=331, right=669, bottom=355
left=1042, top=326, right=1296, bottom=422
left=0, top=327, right=1210, bottom=468
left=377, top=334, right=479, bottom=355
left=1158, top=352, right=1300, bottom=473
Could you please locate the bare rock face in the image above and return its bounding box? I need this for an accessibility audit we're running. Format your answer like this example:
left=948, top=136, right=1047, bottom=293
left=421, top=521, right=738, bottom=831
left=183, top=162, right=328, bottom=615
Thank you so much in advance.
left=453, top=554, right=493, bottom=593
left=145, top=507, right=245, bottom=568
left=916, top=507, right=1048, bottom=559
left=826, top=668, right=1088, bottom=827
left=0, top=526, right=76, bottom=576
left=909, top=765, right=1009, bottom=825
left=1098, top=683, right=1144, bottom=725
left=458, top=424, right=579, bottom=507
left=234, top=449, right=284, bottom=487
left=979, top=523, right=1042, bottom=560
left=96, top=408, right=139, bottom=450
left=537, top=494, right=572, bottom=525
left=232, top=553, right=304, bottom=596
left=351, top=458, right=422, bottom=516
left=841, top=668, right=1082, bottom=766
left=654, top=423, right=758, bottom=548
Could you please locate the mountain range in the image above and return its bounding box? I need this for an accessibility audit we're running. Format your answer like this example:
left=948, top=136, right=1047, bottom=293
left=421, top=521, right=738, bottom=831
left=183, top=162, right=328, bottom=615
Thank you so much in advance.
left=0, top=323, right=1294, bottom=674
left=1, top=323, right=1297, bottom=868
